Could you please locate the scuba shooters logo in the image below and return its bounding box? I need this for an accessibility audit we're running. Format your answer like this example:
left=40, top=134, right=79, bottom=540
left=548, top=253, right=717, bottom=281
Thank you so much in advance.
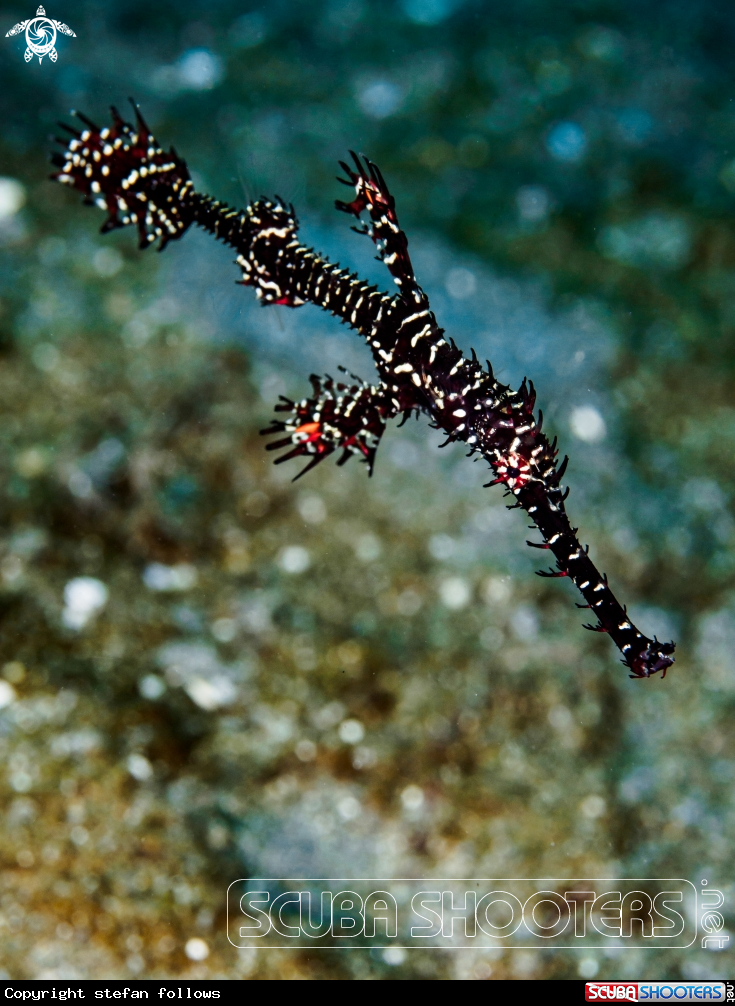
left=4, top=5, right=75, bottom=63
left=226, top=878, right=704, bottom=949
left=585, top=984, right=730, bottom=1002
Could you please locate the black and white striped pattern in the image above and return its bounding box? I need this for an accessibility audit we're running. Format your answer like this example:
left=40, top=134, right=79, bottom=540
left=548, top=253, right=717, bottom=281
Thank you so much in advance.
left=52, top=107, right=676, bottom=679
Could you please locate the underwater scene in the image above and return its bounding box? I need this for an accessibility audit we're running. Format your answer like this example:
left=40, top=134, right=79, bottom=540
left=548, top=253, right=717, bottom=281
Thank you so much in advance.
left=0, top=0, right=734, bottom=981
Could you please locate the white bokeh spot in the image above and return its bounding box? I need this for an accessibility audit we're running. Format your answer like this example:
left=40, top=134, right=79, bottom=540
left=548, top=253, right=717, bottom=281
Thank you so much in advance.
left=62, top=577, right=108, bottom=630
left=570, top=405, right=606, bottom=443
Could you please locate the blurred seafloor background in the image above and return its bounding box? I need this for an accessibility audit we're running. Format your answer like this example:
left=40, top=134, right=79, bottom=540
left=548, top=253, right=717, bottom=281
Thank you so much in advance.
left=0, top=0, right=733, bottom=981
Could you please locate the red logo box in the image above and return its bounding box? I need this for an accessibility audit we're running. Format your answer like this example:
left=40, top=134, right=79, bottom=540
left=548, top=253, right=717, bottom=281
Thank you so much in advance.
left=586, top=986, right=638, bottom=1002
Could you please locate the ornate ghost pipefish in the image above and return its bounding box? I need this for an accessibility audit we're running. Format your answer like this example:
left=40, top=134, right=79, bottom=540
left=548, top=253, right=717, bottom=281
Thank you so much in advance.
left=50, top=103, right=675, bottom=679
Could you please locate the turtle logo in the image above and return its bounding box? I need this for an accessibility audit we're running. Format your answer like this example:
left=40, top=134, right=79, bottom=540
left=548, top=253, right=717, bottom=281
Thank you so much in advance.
left=5, top=5, right=76, bottom=64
